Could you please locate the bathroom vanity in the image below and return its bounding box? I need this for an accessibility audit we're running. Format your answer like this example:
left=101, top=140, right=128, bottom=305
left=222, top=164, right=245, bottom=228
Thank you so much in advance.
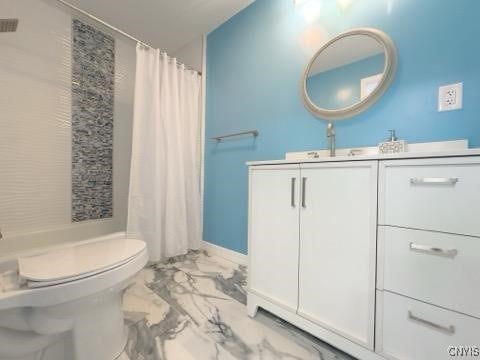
left=247, top=149, right=480, bottom=360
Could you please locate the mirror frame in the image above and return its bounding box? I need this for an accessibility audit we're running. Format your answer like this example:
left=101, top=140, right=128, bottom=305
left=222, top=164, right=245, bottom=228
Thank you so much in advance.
left=301, top=28, right=397, bottom=121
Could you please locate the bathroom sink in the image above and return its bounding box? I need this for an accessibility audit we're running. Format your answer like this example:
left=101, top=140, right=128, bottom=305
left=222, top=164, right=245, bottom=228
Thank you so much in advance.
left=285, top=140, right=469, bottom=161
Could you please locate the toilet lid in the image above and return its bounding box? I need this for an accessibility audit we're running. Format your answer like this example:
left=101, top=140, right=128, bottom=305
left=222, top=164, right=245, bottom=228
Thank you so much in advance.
left=18, top=238, right=146, bottom=286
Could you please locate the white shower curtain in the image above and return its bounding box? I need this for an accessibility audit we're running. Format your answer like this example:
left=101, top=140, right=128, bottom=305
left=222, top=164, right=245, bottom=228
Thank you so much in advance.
left=127, top=44, right=202, bottom=261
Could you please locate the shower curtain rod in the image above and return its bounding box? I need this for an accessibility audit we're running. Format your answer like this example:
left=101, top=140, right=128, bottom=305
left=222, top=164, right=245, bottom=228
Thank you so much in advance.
left=55, top=0, right=201, bottom=75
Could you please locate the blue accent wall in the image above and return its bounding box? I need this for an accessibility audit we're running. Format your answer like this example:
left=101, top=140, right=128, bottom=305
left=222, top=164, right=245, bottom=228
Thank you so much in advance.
left=308, top=54, right=384, bottom=109
left=204, top=0, right=480, bottom=254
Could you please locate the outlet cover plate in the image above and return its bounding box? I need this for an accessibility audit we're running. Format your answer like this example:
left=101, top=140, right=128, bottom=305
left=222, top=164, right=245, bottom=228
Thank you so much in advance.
left=438, top=82, right=463, bottom=112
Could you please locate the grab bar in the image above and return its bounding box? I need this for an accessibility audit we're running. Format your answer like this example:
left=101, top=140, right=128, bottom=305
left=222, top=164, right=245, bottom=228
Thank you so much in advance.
left=211, top=130, right=259, bottom=142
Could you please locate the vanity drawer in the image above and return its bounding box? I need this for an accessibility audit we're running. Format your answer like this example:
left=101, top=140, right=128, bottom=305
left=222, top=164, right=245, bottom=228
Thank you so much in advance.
left=378, top=226, right=480, bottom=318
left=379, top=157, right=480, bottom=236
left=376, top=291, right=480, bottom=360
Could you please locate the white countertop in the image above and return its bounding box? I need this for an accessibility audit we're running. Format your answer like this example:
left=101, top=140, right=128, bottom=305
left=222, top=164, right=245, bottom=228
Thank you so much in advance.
left=246, top=148, right=480, bottom=166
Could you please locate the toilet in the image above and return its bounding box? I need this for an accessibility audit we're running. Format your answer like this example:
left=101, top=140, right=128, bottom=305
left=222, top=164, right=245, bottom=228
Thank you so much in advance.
left=0, top=237, right=148, bottom=360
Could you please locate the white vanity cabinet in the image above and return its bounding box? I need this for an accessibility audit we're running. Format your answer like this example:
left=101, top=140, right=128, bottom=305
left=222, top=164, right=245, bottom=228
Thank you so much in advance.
left=248, top=165, right=301, bottom=312
left=378, top=157, right=480, bottom=237
left=376, top=157, right=480, bottom=360
left=248, top=161, right=378, bottom=351
left=297, top=162, right=377, bottom=349
left=248, top=153, right=480, bottom=360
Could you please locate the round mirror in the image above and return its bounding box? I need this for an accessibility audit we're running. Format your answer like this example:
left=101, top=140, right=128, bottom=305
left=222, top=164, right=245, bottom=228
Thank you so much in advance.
left=301, top=28, right=397, bottom=121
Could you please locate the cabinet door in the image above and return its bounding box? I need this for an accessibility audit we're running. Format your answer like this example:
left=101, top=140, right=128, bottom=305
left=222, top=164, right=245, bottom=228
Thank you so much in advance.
left=248, top=165, right=300, bottom=311
left=298, top=161, right=377, bottom=349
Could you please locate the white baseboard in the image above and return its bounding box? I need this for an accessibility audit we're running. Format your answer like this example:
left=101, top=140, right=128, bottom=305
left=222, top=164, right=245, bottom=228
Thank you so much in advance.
left=201, top=240, right=247, bottom=266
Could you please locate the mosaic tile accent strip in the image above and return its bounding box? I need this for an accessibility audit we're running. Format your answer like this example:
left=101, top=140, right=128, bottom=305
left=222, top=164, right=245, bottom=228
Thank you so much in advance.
left=72, top=19, right=114, bottom=222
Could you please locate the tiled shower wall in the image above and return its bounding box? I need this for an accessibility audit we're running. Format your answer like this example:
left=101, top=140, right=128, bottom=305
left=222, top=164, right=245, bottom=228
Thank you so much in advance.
left=0, top=0, right=135, bottom=255
left=72, top=19, right=114, bottom=222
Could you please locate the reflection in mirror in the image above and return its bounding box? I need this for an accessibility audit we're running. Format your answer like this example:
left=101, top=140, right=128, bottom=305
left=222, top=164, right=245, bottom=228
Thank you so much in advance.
left=306, top=34, right=385, bottom=111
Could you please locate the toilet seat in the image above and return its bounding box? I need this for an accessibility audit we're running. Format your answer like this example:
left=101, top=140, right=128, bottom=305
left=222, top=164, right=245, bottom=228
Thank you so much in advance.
left=18, top=239, right=146, bottom=288
left=0, top=236, right=148, bottom=360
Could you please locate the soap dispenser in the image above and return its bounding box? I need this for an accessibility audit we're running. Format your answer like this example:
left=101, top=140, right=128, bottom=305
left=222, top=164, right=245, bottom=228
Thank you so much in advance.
left=378, top=130, right=407, bottom=154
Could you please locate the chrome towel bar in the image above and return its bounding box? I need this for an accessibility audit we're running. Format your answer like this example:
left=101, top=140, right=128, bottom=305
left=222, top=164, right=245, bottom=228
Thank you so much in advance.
left=211, top=130, right=259, bottom=142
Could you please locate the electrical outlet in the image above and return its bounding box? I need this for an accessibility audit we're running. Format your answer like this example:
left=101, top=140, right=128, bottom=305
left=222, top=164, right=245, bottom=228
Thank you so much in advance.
left=438, top=83, right=463, bottom=112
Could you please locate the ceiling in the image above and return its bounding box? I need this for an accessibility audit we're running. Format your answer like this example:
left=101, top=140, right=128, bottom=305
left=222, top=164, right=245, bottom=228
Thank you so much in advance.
left=60, top=0, right=254, bottom=53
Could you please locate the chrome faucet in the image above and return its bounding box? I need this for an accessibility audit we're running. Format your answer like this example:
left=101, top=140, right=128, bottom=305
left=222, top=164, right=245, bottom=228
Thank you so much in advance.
left=326, top=122, right=336, bottom=157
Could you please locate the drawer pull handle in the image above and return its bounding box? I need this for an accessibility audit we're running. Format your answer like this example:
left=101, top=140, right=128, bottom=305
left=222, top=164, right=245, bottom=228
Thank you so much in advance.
left=408, top=311, right=455, bottom=335
left=409, top=243, right=458, bottom=258
left=301, top=177, right=307, bottom=208
left=291, top=178, right=296, bottom=208
left=410, top=177, right=458, bottom=185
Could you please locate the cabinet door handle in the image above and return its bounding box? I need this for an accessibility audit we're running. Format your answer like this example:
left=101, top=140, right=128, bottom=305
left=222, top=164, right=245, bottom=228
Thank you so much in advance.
left=291, top=178, right=296, bottom=208
left=301, top=177, right=307, bottom=208
left=409, top=243, right=458, bottom=258
left=408, top=311, right=455, bottom=335
left=410, top=177, right=458, bottom=185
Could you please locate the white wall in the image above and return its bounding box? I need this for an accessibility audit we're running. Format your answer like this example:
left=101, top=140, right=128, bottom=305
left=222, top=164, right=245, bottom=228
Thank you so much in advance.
left=173, top=36, right=204, bottom=72
left=0, top=0, right=135, bottom=255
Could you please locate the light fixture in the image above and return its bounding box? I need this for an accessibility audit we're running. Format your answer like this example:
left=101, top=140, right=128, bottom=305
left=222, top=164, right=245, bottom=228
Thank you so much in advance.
left=337, top=0, right=355, bottom=11
left=337, top=88, right=352, bottom=102
left=293, top=0, right=312, bottom=7
left=294, top=0, right=322, bottom=23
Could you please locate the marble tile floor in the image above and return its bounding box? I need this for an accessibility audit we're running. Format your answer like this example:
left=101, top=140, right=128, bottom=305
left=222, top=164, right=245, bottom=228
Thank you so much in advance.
left=118, top=251, right=355, bottom=360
